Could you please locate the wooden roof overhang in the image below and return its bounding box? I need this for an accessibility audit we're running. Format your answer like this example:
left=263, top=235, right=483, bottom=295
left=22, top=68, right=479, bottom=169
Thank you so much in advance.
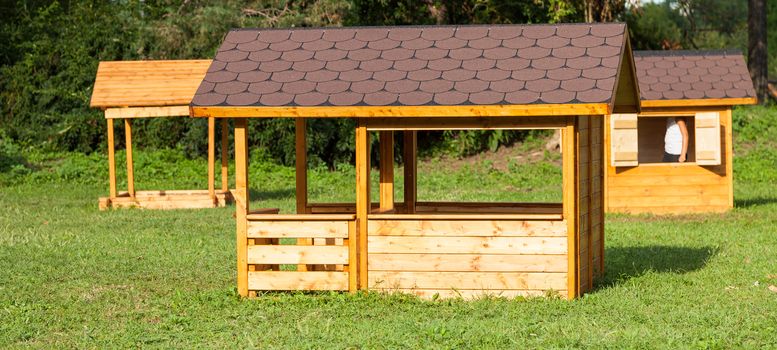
left=90, top=59, right=212, bottom=118
left=190, top=23, right=641, bottom=121
left=634, top=50, right=757, bottom=110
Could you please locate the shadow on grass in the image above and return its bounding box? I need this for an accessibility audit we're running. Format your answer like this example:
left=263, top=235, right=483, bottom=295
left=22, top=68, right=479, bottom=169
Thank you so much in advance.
left=248, top=188, right=295, bottom=201
left=596, top=245, right=718, bottom=289
left=734, top=197, right=777, bottom=209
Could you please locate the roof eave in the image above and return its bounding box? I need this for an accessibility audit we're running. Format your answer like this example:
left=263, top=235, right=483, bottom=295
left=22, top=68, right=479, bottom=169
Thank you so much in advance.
left=640, top=97, right=757, bottom=108
left=190, top=103, right=611, bottom=118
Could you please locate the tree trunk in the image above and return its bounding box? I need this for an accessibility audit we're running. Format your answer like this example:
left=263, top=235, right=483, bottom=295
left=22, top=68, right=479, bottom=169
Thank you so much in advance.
left=748, top=0, right=768, bottom=103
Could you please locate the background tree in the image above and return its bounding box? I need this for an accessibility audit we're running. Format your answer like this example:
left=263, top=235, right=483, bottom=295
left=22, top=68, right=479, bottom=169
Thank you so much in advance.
left=748, top=0, right=768, bottom=103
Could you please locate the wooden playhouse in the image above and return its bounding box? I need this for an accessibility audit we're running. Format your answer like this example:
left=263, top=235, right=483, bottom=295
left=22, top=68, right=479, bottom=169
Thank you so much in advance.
left=605, top=50, right=756, bottom=214
left=190, top=24, right=641, bottom=299
left=90, top=60, right=233, bottom=210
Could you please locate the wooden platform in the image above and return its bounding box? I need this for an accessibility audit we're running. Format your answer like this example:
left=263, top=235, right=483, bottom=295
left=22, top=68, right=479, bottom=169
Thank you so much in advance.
left=99, top=190, right=232, bottom=210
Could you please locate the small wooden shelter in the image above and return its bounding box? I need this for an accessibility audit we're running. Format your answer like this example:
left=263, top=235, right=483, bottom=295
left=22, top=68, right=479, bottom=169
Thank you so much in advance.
left=605, top=50, right=756, bottom=214
left=191, top=24, right=641, bottom=299
left=90, top=60, right=233, bottom=210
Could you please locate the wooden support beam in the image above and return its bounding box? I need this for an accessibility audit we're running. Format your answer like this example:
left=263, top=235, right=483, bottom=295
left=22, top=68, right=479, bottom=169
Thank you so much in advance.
left=562, top=118, right=578, bottom=299
left=104, top=105, right=191, bottom=119
left=355, top=120, right=370, bottom=290
left=106, top=119, right=117, bottom=199
left=295, top=118, right=311, bottom=272
left=403, top=131, right=417, bottom=214
left=586, top=117, right=594, bottom=291
left=234, top=118, right=250, bottom=297
left=220, top=118, right=229, bottom=192
left=208, top=117, right=216, bottom=201
left=124, top=119, right=135, bottom=198
left=191, top=103, right=611, bottom=119
left=379, top=131, right=394, bottom=211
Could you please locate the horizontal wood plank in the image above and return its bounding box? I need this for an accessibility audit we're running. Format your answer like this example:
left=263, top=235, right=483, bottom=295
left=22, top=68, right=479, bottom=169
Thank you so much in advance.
left=368, top=236, right=567, bottom=255
left=367, top=213, right=563, bottom=220
left=247, top=245, right=348, bottom=265
left=607, top=194, right=730, bottom=208
left=640, top=97, right=756, bottom=108
left=369, top=271, right=567, bottom=290
left=374, top=288, right=567, bottom=299
left=104, top=106, right=190, bottom=119
left=248, top=271, right=348, bottom=291
left=247, top=220, right=349, bottom=238
left=368, top=219, right=567, bottom=237
left=368, top=253, right=567, bottom=272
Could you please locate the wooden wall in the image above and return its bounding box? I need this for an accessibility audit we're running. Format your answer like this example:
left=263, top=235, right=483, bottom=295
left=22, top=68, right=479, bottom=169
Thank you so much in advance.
left=605, top=108, right=733, bottom=214
left=576, top=116, right=605, bottom=294
left=367, top=219, right=569, bottom=299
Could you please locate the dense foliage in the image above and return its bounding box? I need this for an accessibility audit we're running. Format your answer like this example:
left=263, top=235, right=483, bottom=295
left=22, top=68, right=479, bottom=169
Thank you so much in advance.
left=0, top=0, right=773, bottom=167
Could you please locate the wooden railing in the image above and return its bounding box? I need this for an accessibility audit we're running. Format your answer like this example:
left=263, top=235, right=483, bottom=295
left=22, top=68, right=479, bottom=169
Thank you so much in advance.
left=245, top=214, right=356, bottom=292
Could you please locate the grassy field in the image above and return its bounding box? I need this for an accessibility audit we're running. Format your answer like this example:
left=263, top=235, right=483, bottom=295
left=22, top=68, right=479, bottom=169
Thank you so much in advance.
left=1, top=107, right=776, bottom=348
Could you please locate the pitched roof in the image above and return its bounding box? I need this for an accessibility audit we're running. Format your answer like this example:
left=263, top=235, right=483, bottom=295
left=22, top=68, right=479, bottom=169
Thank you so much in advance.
left=191, top=24, right=630, bottom=110
left=90, top=60, right=212, bottom=108
left=633, top=50, right=756, bottom=105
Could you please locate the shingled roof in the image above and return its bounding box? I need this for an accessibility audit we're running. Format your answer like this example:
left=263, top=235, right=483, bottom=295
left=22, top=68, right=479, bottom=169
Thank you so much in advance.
left=634, top=50, right=756, bottom=106
left=192, top=24, right=635, bottom=114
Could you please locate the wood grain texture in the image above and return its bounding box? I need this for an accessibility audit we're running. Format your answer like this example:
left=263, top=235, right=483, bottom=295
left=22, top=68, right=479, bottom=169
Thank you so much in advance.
left=373, top=288, right=567, bottom=300
left=609, top=113, right=639, bottom=167
left=97, top=190, right=231, bottom=210
left=403, top=130, right=417, bottom=214
left=234, top=119, right=250, bottom=297
left=191, top=104, right=611, bottom=118
left=562, top=117, right=578, bottom=299
left=368, top=219, right=567, bottom=237
left=247, top=220, right=349, bottom=238
left=379, top=131, right=394, bottom=211
left=368, top=236, right=567, bottom=255
left=640, top=97, right=756, bottom=108
left=220, top=119, right=229, bottom=192
left=124, top=119, right=135, bottom=198
left=106, top=119, right=117, bottom=199
left=369, top=253, right=567, bottom=272
left=355, top=120, right=370, bottom=289
left=104, top=105, right=190, bottom=119
left=247, top=245, right=348, bottom=265
left=369, top=271, right=567, bottom=290
left=208, top=117, right=216, bottom=200
left=248, top=271, right=349, bottom=291
left=90, top=60, right=211, bottom=108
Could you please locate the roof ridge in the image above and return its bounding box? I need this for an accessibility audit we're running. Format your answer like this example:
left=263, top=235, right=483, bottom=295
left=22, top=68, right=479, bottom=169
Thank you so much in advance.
left=229, top=22, right=627, bottom=32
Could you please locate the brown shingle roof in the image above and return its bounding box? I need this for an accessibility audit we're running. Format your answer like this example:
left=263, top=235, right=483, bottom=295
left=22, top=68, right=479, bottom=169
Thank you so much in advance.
left=192, top=24, right=629, bottom=108
left=634, top=50, right=755, bottom=102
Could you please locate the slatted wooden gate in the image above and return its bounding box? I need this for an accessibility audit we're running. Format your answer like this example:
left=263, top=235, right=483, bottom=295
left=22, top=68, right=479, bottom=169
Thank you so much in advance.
left=245, top=214, right=356, bottom=293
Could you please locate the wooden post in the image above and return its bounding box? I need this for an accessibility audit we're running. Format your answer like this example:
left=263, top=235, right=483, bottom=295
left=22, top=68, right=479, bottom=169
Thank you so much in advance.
left=586, top=117, right=594, bottom=291
left=221, top=118, right=229, bottom=192
left=106, top=118, right=117, bottom=199
left=234, top=119, right=250, bottom=297
left=355, top=120, right=370, bottom=289
left=295, top=118, right=311, bottom=272
left=724, top=108, right=734, bottom=208
left=562, top=118, right=578, bottom=299
left=403, top=131, right=417, bottom=214
left=379, top=131, right=394, bottom=211
left=208, top=117, right=216, bottom=201
left=124, top=119, right=135, bottom=198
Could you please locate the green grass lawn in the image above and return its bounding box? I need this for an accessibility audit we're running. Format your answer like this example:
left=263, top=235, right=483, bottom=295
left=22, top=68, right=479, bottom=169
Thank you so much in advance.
left=1, top=107, right=776, bottom=348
